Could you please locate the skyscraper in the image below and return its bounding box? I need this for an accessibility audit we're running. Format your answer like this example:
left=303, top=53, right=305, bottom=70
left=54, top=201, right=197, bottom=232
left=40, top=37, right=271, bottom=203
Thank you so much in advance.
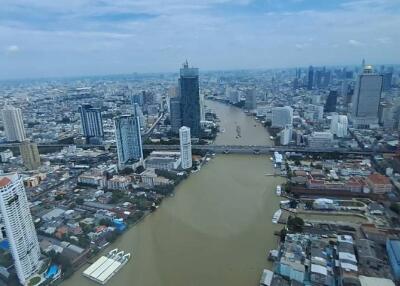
left=179, top=126, right=192, bottom=169
left=0, top=173, right=41, bottom=285
left=78, top=104, right=104, bottom=144
left=307, top=66, right=314, bottom=90
left=324, top=90, right=338, bottom=112
left=245, top=89, right=257, bottom=110
left=351, top=65, right=383, bottom=127
left=179, top=61, right=201, bottom=137
left=169, top=97, right=182, bottom=134
left=115, top=112, right=143, bottom=168
left=1, top=105, right=26, bottom=142
left=271, top=106, right=293, bottom=128
left=19, top=140, right=41, bottom=170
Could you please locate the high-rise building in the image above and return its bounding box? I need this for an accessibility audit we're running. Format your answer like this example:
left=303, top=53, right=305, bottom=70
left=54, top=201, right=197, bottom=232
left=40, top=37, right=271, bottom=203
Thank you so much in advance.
left=170, top=97, right=182, bottom=134
left=330, top=114, right=348, bottom=138
left=382, top=72, right=393, bottom=91
left=179, top=61, right=201, bottom=137
left=0, top=173, right=41, bottom=285
left=307, top=66, right=314, bottom=90
left=245, top=89, right=257, bottom=110
left=351, top=65, right=383, bottom=127
left=325, top=90, right=338, bottom=112
left=78, top=104, right=104, bottom=144
left=308, top=132, right=334, bottom=148
left=115, top=112, right=143, bottom=168
left=280, top=125, right=293, bottom=146
left=1, top=105, right=26, bottom=142
left=179, top=126, right=192, bottom=169
left=271, top=106, right=293, bottom=128
left=19, top=141, right=41, bottom=170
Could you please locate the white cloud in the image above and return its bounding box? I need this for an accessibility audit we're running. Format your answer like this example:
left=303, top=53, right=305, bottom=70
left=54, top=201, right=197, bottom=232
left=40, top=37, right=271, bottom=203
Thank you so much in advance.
left=348, top=39, right=364, bottom=46
left=5, top=45, right=20, bottom=53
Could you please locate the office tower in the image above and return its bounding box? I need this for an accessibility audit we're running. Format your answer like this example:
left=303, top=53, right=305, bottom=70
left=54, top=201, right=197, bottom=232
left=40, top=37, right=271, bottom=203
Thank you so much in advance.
left=19, top=141, right=40, bottom=170
left=115, top=113, right=143, bottom=168
left=323, top=70, right=331, bottom=87
left=0, top=173, right=41, bottom=285
left=1, top=105, right=26, bottom=142
left=292, top=78, right=299, bottom=91
left=305, top=104, right=323, bottom=122
left=330, top=114, right=348, bottom=138
left=170, top=97, right=182, bottom=134
left=307, top=66, right=314, bottom=90
left=341, top=80, right=349, bottom=97
left=78, top=104, right=104, bottom=144
left=324, top=90, right=338, bottom=112
left=180, top=61, right=201, bottom=137
left=351, top=65, right=383, bottom=127
left=245, top=89, right=257, bottom=110
left=271, top=106, right=293, bottom=128
left=382, top=72, right=393, bottom=91
left=131, top=93, right=144, bottom=107
left=179, top=126, right=192, bottom=169
left=280, top=125, right=292, bottom=146
left=315, top=70, right=323, bottom=88
left=379, top=103, right=395, bottom=129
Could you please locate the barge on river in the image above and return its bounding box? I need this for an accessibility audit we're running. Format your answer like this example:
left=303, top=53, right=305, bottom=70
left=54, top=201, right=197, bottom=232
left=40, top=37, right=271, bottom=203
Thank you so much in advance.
left=83, top=248, right=131, bottom=284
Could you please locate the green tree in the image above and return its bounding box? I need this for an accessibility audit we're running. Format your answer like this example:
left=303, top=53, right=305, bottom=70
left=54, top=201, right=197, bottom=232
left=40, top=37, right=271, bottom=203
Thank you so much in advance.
left=287, top=216, right=304, bottom=233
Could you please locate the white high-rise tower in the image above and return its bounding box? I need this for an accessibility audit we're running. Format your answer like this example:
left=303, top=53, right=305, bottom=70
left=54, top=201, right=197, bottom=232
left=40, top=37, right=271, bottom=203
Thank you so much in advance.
left=179, top=126, right=192, bottom=169
left=0, top=173, right=41, bottom=285
left=2, top=105, right=26, bottom=142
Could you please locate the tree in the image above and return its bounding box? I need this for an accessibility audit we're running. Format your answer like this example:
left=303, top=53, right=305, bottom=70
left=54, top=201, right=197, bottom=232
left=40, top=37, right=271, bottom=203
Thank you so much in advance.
left=305, top=200, right=314, bottom=210
left=287, top=216, right=304, bottom=233
left=76, top=198, right=84, bottom=205
left=390, top=203, right=400, bottom=214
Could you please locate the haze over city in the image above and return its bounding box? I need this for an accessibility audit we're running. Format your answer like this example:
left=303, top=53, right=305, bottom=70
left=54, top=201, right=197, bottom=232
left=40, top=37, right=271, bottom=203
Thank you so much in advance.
left=1, top=0, right=400, bottom=79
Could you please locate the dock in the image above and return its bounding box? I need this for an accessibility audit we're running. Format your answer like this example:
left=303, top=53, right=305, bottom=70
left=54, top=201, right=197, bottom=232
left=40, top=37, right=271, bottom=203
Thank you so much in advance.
left=83, top=248, right=131, bottom=284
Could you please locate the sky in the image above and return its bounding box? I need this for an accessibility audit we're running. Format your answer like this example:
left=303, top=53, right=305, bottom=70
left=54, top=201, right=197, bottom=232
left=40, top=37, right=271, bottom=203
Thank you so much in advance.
left=1, top=0, right=399, bottom=79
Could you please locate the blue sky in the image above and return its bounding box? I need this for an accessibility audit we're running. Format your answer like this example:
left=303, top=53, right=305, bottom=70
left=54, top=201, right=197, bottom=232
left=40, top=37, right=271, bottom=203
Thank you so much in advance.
left=1, top=0, right=399, bottom=79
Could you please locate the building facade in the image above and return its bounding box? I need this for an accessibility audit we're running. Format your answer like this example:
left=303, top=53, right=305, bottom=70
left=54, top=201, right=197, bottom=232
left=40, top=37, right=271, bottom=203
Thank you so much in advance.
left=19, top=141, right=41, bottom=170
left=0, top=173, right=41, bottom=285
left=179, top=126, right=192, bottom=169
left=180, top=61, right=201, bottom=137
left=351, top=65, right=383, bottom=127
left=271, top=106, right=293, bottom=128
left=78, top=104, right=104, bottom=144
left=115, top=114, right=143, bottom=168
left=2, top=105, right=26, bottom=142
left=245, top=89, right=257, bottom=110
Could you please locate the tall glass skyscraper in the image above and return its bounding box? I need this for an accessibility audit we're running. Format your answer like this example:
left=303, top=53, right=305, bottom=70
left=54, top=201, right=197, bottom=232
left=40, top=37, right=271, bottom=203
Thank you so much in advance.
left=78, top=104, right=104, bottom=144
left=0, top=173, right=41, bottom=285
left=307, top=66, right=314, bottom=90
left=351, top=65, right=383, bottom=127
left=114, top=108, right=143, bottom=168
left=179, top=61, right=201, bottom=137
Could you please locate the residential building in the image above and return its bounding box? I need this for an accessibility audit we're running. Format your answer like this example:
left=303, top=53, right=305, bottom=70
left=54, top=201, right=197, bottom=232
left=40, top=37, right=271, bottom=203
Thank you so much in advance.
left=280, top=125, right=292, bottom=146
left=0, top=149, right=13, bottom=163
left=330, top=114, right=348, bottom=138
left=180, top=61, right=201, bottom=137
left=387, top=239, right=400, bottom=280
left=179, top=126, right=192, bottom=169
left=245, top=88, right=257, bottom=110
left=271, top=106, right=293, bottom=128
left=78, top=104, right=104, bottom=144
left=115, top=114, right=143, bottom=168
left=2, top=105, right=26, bottom=142
left=19, top=140, right=41, bottom=170
left=0, top=173, right=41, bottom=285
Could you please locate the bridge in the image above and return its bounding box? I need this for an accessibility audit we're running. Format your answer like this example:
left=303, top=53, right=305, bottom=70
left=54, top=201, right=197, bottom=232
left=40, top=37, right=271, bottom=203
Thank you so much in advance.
left=0, top=142, right=385, bottom=156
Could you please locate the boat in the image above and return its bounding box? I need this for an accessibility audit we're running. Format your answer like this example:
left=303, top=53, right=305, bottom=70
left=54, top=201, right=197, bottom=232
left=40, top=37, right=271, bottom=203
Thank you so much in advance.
left=259, top=269, right=274, bottom=286
left=272, top=209, right=282, bottom=224
left=83, top=248, right=132, bottom=284
left=276, top=185, right=281, bottom=196
left=268, top=250, right=279, bottom=261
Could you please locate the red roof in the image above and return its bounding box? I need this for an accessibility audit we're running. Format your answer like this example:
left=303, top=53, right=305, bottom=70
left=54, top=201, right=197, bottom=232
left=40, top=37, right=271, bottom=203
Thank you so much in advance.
left=0, top=177, right=11, bottom=187
left=368, top=173, right=390, bottom=185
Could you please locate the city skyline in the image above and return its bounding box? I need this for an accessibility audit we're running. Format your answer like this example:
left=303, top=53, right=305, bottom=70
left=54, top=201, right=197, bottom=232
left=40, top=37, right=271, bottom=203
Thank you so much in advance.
left=1, top=0, right=400, bottom=80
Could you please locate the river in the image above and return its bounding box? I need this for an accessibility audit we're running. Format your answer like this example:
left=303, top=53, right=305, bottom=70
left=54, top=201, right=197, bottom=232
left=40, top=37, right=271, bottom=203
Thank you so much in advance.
left=62, top=100, right=284, bottom=286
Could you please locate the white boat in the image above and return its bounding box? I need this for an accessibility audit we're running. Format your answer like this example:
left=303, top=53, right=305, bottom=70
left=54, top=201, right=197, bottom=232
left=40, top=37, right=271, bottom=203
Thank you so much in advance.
left=276, top=185, right=282, bottom=196
left=272, top=209, right=282, bottom=224
left=260, top=269, right=274, bottom=286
